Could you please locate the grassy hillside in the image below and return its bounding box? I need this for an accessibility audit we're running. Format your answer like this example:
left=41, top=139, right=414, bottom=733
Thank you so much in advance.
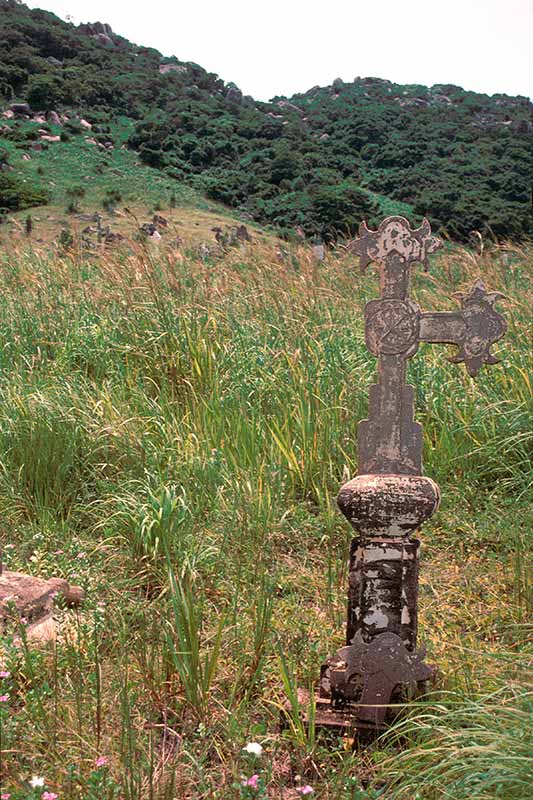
left=0, top=114, right=268, bottom=248
left=1, top=0, right=532, bottom=241
left=0, top=117, right=196, bottom=209
left=0, top=237, right=530, bottom=798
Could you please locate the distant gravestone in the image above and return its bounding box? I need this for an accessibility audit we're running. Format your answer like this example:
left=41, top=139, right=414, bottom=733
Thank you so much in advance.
left=312, top=244, right=325, bottom=261
left=153, top=214, right=168, bottom=229
left=46, top=111, right=62, bottom=126
left=310, top=216, right=507, bottom=735
left=236, top=224, right=252, bottom=242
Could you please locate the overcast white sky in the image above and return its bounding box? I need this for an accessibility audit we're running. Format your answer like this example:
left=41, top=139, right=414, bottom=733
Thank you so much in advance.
left=27, top=0, right=533, bottom=101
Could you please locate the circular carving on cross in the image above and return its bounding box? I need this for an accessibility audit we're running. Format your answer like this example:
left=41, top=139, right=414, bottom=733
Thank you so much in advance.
left=365, top=299, right=420, bottom=356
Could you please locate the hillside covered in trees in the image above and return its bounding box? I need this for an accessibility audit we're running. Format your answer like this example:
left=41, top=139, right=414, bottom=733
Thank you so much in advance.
left=1, top=0, right=532, bottom=241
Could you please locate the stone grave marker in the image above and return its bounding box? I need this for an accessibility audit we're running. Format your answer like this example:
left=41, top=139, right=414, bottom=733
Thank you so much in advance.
left=310, top=216, right=507, bottom=735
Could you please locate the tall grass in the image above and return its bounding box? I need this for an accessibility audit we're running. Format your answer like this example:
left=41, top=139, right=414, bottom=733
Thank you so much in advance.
left=380, top=687, right=533, bottom=799
left=0, top=238, right=530, bottom=798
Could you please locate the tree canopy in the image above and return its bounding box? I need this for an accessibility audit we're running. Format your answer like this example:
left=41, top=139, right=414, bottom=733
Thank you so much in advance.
left=1, top=0, right=531, bottom=240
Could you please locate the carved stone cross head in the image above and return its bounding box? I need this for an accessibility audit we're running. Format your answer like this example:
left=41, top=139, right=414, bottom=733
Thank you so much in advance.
left=349, top=216, right=441, bottom=273
left=344, top=215, right=508, bottom=479
left=348, top=216, right=441, bottom=301
left=349, top=216, right=507, bottom=375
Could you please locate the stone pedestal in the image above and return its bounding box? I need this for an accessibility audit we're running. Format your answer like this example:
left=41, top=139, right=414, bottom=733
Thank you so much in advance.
left=316, top=474, right=439, bottom=732
left=338, top=474, right=439, bottom=647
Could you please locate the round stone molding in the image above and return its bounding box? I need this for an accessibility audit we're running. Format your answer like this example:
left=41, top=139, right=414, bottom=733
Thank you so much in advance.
left=364, top=299, right=420, bottom=357
left=337, top=473, right=440, bottom=537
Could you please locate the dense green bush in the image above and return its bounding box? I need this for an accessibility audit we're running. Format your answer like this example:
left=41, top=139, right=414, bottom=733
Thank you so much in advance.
left=26, top=72, right=63, bottom=109
left=0, top=171, right=50, bottom=210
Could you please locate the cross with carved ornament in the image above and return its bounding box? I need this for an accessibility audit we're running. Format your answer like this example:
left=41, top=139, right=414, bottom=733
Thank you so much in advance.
left=314, top=216, right=507, bottom=736
left=350, top=216, right=506, bottom=475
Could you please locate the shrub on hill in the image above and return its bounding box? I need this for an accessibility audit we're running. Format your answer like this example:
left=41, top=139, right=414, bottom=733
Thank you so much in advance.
left=0, top=171, right=50, bottom=211
left=26, top=73, right=63, bottom=109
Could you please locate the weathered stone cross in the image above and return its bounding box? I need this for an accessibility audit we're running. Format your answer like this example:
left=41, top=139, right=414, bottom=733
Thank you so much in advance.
left=315, top=216, right=507, bottom=734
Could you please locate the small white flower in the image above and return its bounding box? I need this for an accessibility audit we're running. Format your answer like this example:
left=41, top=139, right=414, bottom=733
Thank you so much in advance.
left=29, top=776, right=45, bottom=788
left=242, top=742, right=263, bottom=756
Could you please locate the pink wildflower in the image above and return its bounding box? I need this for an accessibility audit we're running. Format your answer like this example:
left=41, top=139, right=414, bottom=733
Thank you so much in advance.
left=42, top=793, right=59, bottom=800
left=0, top=671, right=10, bottom=678
left=20, top=617, right=28, bottom=625
left=1, top=793, right=10, bottom=799
left=243, top=774, right=260, bottom=790
left=0, top=695, right=9, bottom=702
left=296, top=787, right=314, bottom=796
left=95, top=755, right=108, bottom=767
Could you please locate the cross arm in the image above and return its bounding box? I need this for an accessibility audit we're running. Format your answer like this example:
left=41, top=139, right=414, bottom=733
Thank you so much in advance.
left=418, top=279, right=507, bottom=377
left=419, top=311, right=465, bottom=343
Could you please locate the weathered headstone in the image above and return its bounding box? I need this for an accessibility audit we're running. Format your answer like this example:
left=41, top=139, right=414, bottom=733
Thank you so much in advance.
left=312, top=243, right=326, bottom=262
left=313, top=216, right=507, bottom=734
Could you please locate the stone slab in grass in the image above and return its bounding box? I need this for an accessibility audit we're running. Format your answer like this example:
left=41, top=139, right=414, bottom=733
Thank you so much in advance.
left=0, top=570, right=84, bottom=642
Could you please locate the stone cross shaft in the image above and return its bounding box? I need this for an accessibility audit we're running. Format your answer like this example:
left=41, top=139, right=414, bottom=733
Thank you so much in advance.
left=319, top=216, right=507, bottom=731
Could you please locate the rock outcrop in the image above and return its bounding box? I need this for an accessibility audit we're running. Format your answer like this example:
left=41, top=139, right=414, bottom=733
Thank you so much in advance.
left=0, top=570, right=84, bottom=643
left=159, top=63, right=187, bottom=75
left=79, top=21, right=115, bottom=47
